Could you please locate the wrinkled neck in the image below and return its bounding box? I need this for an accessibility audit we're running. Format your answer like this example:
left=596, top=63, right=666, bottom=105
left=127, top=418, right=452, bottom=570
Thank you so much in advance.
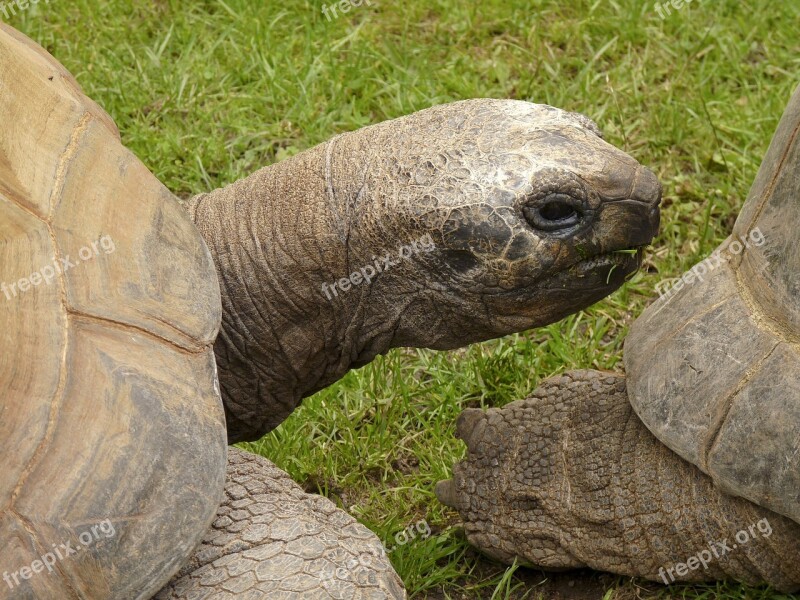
left=187, top=143, right=399, bottom=442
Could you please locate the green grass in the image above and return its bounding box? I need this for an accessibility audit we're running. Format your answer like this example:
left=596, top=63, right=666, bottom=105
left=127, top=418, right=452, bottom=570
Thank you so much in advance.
left=9, top=0, right=800, bottom=597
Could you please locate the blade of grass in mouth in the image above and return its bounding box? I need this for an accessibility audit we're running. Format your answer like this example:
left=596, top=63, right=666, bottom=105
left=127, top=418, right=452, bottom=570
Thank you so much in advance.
left=606, top=263, right=618, bottom=284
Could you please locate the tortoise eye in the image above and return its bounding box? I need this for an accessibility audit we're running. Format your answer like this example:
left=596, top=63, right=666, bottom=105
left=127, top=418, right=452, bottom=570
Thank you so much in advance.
left=523, top=193, right=584, bottom=232
left=539, top=200, right=578, bottom=223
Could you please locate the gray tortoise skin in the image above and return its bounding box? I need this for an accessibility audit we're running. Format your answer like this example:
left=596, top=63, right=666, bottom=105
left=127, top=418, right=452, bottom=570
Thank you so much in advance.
left=437, top=371, right=800, bottom=590
left=171, top=98, right=660, bottom=598
left=438, top=84, right=800, bottom=592
left=156, top=449, right=404, bottom=600
left=1, top=23, right=663, bottom=600
left=189, top=98, right=661, bottom=444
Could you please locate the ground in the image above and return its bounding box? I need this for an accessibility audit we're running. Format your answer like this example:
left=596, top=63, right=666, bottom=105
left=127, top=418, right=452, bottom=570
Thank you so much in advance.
left=9, top=0, right=799, bottom=598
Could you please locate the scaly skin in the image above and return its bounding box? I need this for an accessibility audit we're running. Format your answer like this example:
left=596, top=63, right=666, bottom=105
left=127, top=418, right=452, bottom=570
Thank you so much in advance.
left=157, top=449, right=404, bottom=600
left=436, top=370, right=800, bottom=592
left=188, top=99, right=661, bottom=444
left=172, top=100, right=661, bottom=598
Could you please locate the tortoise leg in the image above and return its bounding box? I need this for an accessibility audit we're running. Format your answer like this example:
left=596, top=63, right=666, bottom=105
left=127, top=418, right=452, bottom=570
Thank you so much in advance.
left=156, top=448, right=405, bottom=600
left=436, top=370, right=800, bottom=592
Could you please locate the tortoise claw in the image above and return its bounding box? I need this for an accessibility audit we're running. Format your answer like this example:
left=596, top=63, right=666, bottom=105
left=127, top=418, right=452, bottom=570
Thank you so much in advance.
left=435, top=479, right=459, bottom=509
left=455, top=408, right=486, bottom=452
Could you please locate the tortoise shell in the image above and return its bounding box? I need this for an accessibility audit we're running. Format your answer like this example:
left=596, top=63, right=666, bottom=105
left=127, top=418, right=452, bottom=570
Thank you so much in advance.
left=625, top=84, right=800, bottom=525
left=0, top=24, right=227, bottom=598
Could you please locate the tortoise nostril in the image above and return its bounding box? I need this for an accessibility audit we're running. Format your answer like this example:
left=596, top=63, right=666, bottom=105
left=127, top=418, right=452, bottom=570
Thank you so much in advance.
left=632, top=165, right=663, bottom=207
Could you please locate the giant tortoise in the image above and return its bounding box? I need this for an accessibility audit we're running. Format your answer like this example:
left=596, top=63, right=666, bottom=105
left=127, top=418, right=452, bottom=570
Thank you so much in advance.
left=0, top=23, right=661, bottom=599
left=437, top=84, right=800, bottom=592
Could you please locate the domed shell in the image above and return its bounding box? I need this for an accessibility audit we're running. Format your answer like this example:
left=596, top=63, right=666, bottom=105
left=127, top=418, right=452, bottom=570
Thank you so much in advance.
left=625, top=84, right=800, bottom=524
left=0, top=24, right=227, bottom=598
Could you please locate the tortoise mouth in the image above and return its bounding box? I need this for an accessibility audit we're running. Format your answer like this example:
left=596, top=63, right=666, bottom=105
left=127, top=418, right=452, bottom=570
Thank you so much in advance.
left=572, top=246, right=644, bottom=276
left=547, top=245, right=646, bottom=290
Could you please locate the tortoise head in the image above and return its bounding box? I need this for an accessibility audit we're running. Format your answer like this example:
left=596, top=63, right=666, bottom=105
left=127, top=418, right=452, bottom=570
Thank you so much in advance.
left=191, top=98, right=662, bottom=441
left=337, top=99, right=662, bottom=349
